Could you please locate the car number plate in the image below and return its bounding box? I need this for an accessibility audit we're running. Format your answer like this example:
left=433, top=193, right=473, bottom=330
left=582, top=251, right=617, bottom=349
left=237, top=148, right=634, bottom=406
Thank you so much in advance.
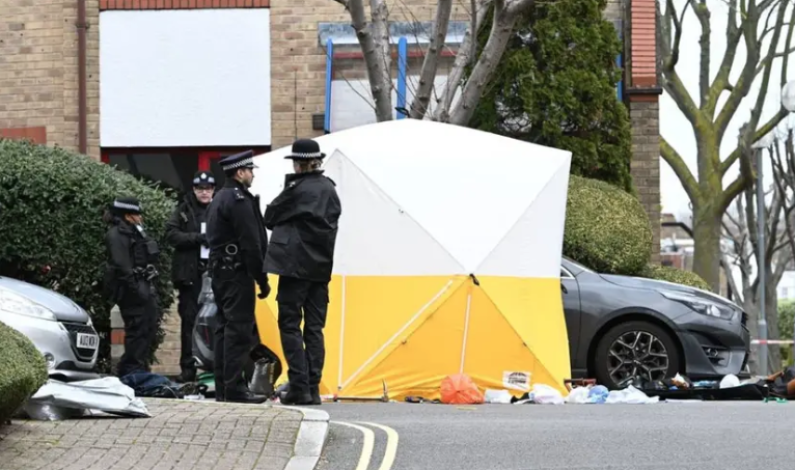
left=77, top=333, right=99, bottom=349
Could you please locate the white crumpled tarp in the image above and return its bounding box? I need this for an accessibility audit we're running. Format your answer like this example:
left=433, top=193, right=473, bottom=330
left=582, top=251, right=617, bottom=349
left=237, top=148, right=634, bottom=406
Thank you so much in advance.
left=25, top=377, right=150, bottom=420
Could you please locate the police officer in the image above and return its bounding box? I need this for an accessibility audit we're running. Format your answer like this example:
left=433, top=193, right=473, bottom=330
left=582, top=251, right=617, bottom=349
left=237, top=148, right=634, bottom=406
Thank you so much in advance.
left=264, top=138, right=342, bottom=406
left=103, top=196, right=161, bottom=378
left=206, top=150, right=271, bottom=404
left=166, top=171, right=216, bottom=383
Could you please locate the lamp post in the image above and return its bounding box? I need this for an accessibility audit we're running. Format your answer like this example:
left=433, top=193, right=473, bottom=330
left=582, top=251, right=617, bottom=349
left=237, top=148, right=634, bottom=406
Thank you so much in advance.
left=751, top=134, right=772, bottom=375
left=782, top=81, right=795, bottom=365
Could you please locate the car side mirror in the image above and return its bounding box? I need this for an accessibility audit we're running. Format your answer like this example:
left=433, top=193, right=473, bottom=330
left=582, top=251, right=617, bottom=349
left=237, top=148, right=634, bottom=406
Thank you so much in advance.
left=561, top=282, right=568, bottom=294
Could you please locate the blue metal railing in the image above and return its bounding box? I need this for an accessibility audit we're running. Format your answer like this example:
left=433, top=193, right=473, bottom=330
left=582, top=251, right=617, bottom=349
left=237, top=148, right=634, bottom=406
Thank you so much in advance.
left=397, top=37, right=408, bottom=119
left=324, top=38, right=334, bottom=133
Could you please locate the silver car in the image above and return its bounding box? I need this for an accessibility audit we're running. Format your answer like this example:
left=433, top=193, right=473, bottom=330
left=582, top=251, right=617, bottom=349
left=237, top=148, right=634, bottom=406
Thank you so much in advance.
left=0, top=276, right=99, bottom=379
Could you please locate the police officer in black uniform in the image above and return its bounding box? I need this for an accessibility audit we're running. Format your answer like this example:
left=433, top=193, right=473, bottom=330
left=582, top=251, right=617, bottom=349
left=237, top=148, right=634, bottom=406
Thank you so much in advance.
left=264, top=138, right=342, bottom=406
left=166, top=171, right=216, bottom=383
left=103, top=196, right=162, bottom=378
left=206, top=151, right=271, bottom=404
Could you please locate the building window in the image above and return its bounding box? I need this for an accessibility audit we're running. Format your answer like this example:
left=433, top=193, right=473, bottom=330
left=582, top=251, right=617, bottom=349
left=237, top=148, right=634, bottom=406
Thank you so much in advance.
left=105, top=151, right=198, bottom=193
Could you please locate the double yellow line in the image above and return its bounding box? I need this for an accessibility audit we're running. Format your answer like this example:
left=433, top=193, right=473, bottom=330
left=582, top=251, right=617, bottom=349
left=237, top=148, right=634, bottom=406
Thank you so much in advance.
left=333, top=420, right=400, bottom=470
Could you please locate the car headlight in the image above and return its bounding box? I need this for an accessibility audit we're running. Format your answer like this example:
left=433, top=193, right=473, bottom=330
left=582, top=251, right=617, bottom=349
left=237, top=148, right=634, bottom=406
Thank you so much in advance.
left=0, top=287, right=57, bottom=321
left=660, top=291, right=735, bottom=320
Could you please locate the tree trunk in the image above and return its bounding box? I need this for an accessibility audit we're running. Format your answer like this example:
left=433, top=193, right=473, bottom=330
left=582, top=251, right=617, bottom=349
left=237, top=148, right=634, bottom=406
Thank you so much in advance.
left=692, top=207, right=722, bottom=292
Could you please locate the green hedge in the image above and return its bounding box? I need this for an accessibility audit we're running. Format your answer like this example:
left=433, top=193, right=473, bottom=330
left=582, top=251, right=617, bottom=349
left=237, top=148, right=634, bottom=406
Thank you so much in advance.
left=639, top=264, right=711, bottom=291
left=0, top=139, right=176, bottom=371
left=0, top=321, right=48, bottom=422
left=564, top=175, right=652, bottom=275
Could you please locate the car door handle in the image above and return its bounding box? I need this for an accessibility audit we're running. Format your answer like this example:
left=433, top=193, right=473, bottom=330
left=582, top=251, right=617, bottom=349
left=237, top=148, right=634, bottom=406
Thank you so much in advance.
left=561, top=282, right=568, bottom=294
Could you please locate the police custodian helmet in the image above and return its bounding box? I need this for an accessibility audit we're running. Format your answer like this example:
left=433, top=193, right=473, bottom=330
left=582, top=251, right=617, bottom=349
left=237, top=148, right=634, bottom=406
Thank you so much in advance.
left=192, top=171, right=216, bottom=187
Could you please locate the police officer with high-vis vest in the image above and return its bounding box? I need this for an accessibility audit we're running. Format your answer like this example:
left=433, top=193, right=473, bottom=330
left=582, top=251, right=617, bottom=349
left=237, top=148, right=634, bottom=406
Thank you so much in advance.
left=103, top=196, right=162, bottom=378
left=205, top=150, right=270, bottom=404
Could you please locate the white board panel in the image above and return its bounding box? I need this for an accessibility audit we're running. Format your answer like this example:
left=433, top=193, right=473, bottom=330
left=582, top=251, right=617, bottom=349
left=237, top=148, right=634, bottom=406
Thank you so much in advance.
left=100, top=9, right=271, bottom=147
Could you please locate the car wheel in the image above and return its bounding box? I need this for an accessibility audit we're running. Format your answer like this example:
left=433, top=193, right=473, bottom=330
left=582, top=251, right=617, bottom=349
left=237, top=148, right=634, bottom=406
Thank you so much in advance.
left=593, top=320, right=680, bottom=390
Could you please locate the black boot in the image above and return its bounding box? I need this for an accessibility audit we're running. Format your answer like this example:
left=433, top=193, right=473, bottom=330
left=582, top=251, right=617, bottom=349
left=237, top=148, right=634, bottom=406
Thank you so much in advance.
left=177, top=369, right=197, bottom=383
left=309, top=386, right=322, bottom=405
left=226, top=390, right=268, bottom=404
left=280, top=388, right=312, bottom=405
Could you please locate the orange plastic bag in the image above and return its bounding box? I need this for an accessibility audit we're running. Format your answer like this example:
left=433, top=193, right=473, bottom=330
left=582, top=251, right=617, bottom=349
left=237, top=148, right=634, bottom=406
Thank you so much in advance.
left=440, top=373, right=485, bottom=405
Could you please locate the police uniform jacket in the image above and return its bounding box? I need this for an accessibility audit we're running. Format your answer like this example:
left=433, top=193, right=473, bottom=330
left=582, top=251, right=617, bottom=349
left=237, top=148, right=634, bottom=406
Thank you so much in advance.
left=104, top=219, right=159, bottom=308
left=206, top=178, right=268, bottom=281
left=165, top=192, right=208, bottom=287
left=263, top=170, right=341, bottom=283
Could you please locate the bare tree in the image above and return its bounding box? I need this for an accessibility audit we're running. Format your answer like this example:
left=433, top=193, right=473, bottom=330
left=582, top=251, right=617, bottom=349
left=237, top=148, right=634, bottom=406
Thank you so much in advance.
left=723, top=130, right=795, bottom=374
left=332, top=0, right=535, bottom=124
left=658, top=0, right=795, bottom=292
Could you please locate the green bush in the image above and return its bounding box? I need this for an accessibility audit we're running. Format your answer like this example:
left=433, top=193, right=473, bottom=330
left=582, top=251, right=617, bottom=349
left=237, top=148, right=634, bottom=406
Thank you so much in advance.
left=639, top=265, right=711, bottom=291
left=471, top=0, right=633, bottom=192
left=0, top=139, right=176, bottom=370
left=564, top=175, right=652, bottom=275
left=0, top=321, right=48, bottom=422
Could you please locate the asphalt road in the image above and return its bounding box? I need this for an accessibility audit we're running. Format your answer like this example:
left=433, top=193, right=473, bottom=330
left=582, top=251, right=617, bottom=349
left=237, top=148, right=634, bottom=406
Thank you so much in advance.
left=315, top=401, right=795, bottom=470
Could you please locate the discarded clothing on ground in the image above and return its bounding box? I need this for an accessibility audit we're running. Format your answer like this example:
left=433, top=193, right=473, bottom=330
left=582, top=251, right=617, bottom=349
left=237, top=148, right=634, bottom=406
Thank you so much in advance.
left=22, top=377, right=150, bottom=420
left=633, top=373, right=770, bottom=401
left=120, top=371, right=184, bottom=398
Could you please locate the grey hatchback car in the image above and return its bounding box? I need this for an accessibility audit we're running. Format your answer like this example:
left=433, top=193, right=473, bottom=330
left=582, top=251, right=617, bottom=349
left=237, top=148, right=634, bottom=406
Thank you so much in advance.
left=0, top=276, right=99, bottom=376
left=562, top=257, right=750, bottom=389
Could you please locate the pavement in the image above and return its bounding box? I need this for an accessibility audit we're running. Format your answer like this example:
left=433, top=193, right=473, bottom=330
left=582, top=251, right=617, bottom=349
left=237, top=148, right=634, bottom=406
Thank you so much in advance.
left=317, top=401, right=795, bottom=470
left=0, top=398, right=328, bottom=470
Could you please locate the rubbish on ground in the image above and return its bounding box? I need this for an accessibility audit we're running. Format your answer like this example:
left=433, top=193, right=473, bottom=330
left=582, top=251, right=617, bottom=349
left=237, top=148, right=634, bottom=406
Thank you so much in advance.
left=764, top=397, right=788, bottom=403
left=502, top=371, right=532, bottom=392
left=766, top=366, right=795, bottom=398
left=23, top=377, right=150, bottom=420
left=587, top=385, right=609, bottom=404
left=692, top=380, right=718, bottom=388
left=564, top=378, right=596, bottom=392
left=671, top=373, right=690, bottom=389
left=565, top=386, right=590, bottom=404
left=605, top=385, right=659, bottom=404
left=530, top=383, right=565, bottom=405
left=484, top=389, right=513, bottom=404
left=441, top=374, right=485, bottom=405
left=719, top=374, right=741, bottom=389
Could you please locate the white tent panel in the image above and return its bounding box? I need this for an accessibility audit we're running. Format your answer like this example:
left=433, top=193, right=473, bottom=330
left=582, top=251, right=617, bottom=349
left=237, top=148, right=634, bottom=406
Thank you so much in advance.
left=252, top=120, right=571, bottom=273
left=327, top=151, right=464, bottom=276
left=476, top=162, right=571, bottom=278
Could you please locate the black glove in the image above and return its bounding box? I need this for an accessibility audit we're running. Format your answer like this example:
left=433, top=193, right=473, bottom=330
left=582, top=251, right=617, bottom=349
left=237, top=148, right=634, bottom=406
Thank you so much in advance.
left=197, top=233, right=208, bottom=245
left=257, top=276, right=271, bottom=299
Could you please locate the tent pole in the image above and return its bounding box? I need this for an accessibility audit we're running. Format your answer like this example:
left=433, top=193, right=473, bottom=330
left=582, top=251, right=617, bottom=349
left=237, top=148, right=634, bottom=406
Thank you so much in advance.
left=459, top=286, right=472, bottom=373
left=339, top=280, right=455, bottom=390
left=338, top=275, right=347, bottom=389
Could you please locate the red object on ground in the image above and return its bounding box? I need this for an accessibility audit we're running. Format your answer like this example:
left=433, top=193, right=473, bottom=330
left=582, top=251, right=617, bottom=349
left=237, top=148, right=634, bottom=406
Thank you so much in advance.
left=440, top=374, right=484, bottom=405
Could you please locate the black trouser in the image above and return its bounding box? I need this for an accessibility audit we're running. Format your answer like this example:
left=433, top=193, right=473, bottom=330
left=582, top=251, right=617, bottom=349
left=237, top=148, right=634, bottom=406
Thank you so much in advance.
left=177, top=274, right=203, bottom=375
left=277, top=276, right=329, bottom=394
left=117, top=281, right=159, bottom=378
left=211, top=268, right=256, bottom=397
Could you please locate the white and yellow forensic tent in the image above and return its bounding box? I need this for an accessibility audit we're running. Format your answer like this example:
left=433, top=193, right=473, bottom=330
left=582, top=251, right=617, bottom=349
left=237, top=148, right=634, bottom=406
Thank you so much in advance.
left=249, top=119, right=572, bottom=400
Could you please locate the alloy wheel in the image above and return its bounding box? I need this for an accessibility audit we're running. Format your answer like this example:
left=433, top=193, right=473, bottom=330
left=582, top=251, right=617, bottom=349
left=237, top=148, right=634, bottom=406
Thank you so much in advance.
left=607, top=330, right=669, bottom=388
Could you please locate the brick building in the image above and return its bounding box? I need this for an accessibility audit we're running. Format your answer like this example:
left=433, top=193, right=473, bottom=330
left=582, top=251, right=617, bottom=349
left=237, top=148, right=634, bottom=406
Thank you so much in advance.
left=1, top=0, right=660, bottom=374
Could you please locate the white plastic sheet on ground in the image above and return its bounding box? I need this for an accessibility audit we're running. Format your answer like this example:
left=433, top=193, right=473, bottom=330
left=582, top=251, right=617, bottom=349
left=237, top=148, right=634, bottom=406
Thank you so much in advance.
left=24, top=377, right=150, bottom=420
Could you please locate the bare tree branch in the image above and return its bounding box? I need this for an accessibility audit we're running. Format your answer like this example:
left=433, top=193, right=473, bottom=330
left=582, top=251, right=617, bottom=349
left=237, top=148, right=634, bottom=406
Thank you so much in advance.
left=721, top=108, right=789, bottom=176
left=658, top=0, right=700, bottom=125
left=661, top=136, right=701, bottom=204
left=435, top=0, right=493, bottom=121
left=409, top=0, right=453, bottom=118
left=345, top=0, right=393, bottom=122
left=447, top=0, right=535, bottom=125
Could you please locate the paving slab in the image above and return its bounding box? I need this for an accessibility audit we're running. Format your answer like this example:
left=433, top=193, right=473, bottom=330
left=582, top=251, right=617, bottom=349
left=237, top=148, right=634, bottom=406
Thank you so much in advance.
left=0, top=399, right=325, bottom=470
